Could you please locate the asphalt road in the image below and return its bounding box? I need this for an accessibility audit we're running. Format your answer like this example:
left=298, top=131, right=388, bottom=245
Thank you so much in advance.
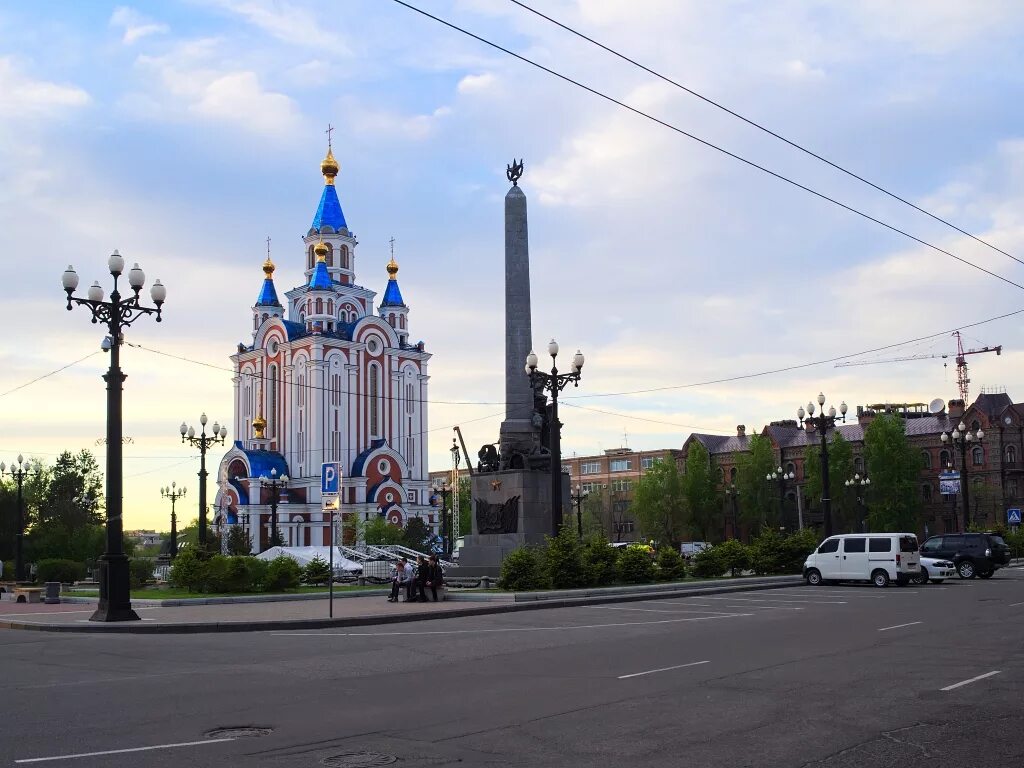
left=3, top=571, right=1024, bottom=767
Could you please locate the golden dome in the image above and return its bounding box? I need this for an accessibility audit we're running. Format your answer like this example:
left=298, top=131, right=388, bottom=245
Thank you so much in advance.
left=262, top=257, right=275, bottom=278
left=314, top=241, right=329, bottom=261
left=321, top=147, right=339, bottom=185
left=386, top=256, right=399, bottom=279
left=253, top=413, right=267, bottom=440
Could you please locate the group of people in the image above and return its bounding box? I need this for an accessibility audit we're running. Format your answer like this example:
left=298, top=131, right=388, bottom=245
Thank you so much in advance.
left=388, top=554, right=444, bottom=603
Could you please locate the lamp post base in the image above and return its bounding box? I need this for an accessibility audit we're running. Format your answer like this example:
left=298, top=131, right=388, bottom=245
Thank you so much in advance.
left=89, top=554, right=140, bottom=622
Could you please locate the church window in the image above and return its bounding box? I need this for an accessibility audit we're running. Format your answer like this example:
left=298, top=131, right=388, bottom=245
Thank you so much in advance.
left=973, top=446, right=984, bottom=466
left=327, top=300, right=333, bottom=314
left=325, top=243, right=333, bottom=267
left=406, top=383, right=414, bottom=415
left=267, top=365, right=277, bottom=438
left=400, top=315, right=406, bottom=330
left=971, top=419, right=981, bottom=432
left=253, top=316, right=258, bottom=330
left=369, top=364, right=380, bottom=437
left=407, top=417, right=415, bottom=469
left=389, top=313, right=395, bottom=326
left=298, top=375, right=305, bottom=407
left=1008, top=445, right=1018, bottom=465
left=339, top=245, right=349, bottom=269
left=316, top=298, right=323, bottom=315
left=921, top=451, right=932, bottom=470
left=299, top=312, right=305, bottom=324
left=307, top=246, right=314, bottom=270
left=940, top=449, right=951, bottom=467
left=262, top=313, right=268, bottom=323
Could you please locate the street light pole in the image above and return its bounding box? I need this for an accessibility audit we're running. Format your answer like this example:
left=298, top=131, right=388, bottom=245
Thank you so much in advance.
left=766, top=466, right=795, bottom=531
left=160, top=482, right=186, bottom=560
left=526, top=340, right=584, bottom=536
left=180, top=414, right=227, bottom=550
left=844, top=474, right=871, bottom=532
left=797, top=393, right=849, bottom=538
left=432, top=478, right=452, bottom=559
left=450, top=438, right=461, bottom=554
left=63, top=253, right=165, bottom=622
left=570, top=483, right=589, bottom=540
left=264, top=468, right=289, bottom=550
left=941, top=421, right=983, bottom=533
left=0, top=456, right=38, bottom=582
left=725, top=484, right=740, bottom=540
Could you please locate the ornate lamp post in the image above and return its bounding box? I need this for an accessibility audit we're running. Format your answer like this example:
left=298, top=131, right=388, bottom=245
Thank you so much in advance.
left=725, top=483, right=740, bottom=540
left=0, top=455, right=38, bottom=582
left=263, top=467, right=289, bottom=550
left=62, top=252, right=165, bottom=622
left=941, top=421, right=983, bottom=532
left=797, top=393, right=848, bottom=537
left=433, top=477, right=453, bottom=559
left=160, top=482, right=186, bottom=560
left=570, top=483, right=589, bottom=541
left=450, top=438, right=461, bottom=554
left=179, top=414, right=227, bottom=549
left=766, top=466, right=795, bottom=531
left=844, top=474, right=871, bottom=532
left=526, top=340, right=584, bottom=536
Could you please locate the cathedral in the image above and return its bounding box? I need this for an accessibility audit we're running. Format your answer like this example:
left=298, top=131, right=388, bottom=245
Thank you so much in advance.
left=213, top=142, right=433, bottom=552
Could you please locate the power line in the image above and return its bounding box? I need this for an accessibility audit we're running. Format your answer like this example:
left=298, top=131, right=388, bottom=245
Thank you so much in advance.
left=0, top=352, right=100, bottom=399
left=390, top=0, right=1024, bottom=293
left=560, top=401, right=734, bottom=434
left=508, top=0, right=1021, bottom=267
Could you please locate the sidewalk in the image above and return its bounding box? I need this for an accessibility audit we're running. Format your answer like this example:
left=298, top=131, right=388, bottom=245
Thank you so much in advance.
left=0, top=575, right=802, bottom=634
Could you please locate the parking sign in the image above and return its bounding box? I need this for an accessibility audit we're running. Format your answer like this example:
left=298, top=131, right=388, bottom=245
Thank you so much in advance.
left=321, top=462, right=340, bottom=496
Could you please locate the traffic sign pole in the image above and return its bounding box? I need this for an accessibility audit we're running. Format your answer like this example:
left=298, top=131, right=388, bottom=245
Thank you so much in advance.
left=322, top=462, right=342, bottom=619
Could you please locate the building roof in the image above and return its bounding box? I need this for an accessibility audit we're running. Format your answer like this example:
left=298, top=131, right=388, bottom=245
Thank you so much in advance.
left=973, top=392, right=1013, bottom=418
left=311, top=184, right=347, bottom=234
left=380, top=278, right=405, bottom=307
left=255, top=277, right=280, bottom=307
left=233, top=441, right=289, bottom=478
left=308, top=257, right=333, bottom=291
left=352, top=439, right=387, bottom=477
left=691, top=434, right=752, bottom=456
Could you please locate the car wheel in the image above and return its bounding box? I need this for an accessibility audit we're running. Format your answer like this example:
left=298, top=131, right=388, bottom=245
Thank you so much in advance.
left=979, top=570, right=994, bottom=579
left=958, top=560, right=977, bottom=579
left=911, top=568, right=928, bottom=585
left=872, top=569, right=890, bottom=588
left=805, top=569, right=822, bottom=586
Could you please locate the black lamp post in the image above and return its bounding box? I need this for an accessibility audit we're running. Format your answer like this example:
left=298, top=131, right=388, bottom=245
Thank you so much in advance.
left=450, top=438, right=461, bottom=552
left=797, top=393, right=849, bottom=538
left=264, top=468, right=289, bottom=550
left=845, top=474, right=870, bottom=532
left=725, top=483, right=740, bottom=540
left=62, top=252, right=165, bottom=622
left=766, top=466, right=795, bottom=531
left=1, top=455, right=38, bottom=582
left=160, top=482, right=186, bottom=560
left=526, top=340, right=584, bottom=536
left=941, top=421, right=983, bottom=533
left=433, top=477, right=452, bottom=559
left=179, top=414, right=227, bottom=550
left=570, top=483, right=589, bottom=540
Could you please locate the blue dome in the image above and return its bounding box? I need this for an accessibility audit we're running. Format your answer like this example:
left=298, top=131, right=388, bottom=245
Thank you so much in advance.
left=380, top=278, right=405, bottom=307
left=311, top=184, right=347, bottom=233
left=308, top=258, right=333, bottom=290
left=256, top=277, right=280, bottom=307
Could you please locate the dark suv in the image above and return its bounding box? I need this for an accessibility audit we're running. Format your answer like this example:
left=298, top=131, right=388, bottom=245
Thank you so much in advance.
left=919, top=533, right=1012, bottom=579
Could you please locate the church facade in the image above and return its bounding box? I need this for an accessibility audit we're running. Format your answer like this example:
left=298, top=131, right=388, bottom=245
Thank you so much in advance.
left=213, top=144, right=434, bottom=552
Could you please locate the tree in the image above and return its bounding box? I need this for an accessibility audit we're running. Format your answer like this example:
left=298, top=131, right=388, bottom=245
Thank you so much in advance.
left=631, top=458, right=686, bottom=547
left=364, top=515, right=405, bottom=545
left=681, top=445, right=720, bottom=541
left=225, top=526, right=252, bottom=556
left=864, top=413, right=923, bottom=532
left=804, top=430, right=856, bottom=532
left=402, top=517, right=432, bottom=551
left=734, top=434, right=776, bottom=533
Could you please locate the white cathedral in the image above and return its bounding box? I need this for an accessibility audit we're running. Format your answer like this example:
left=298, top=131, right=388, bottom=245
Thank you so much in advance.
left=213, top=143, right=434, bottom=551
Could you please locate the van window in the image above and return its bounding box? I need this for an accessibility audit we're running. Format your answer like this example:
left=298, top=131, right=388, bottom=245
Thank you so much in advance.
left=899, top=536, right=918, bottom=552
left=868, top=538, right=892, bottom=552
left=843, top=537, right=866, bottom=553
left=817, top=538, right=840, bottom=554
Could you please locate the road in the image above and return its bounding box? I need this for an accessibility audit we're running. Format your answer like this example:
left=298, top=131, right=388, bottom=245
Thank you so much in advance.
left=3, top=572, right=1024, bottom=767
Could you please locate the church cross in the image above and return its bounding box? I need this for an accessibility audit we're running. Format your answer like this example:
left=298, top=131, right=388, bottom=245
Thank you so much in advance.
left=389, top=236, right=395, bottom=258
left=266, top=236, right=271, bottom=258
left=325, top=123, right=334, bottom=150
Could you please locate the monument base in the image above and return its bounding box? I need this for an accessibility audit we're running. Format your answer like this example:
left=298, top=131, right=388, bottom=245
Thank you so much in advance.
left=456, top=469, right=570, bottom=574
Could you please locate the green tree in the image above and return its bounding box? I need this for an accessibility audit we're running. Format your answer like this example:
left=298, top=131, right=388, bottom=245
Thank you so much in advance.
left=864, top=414, right=923, bottom=532
left=804, top=430, right=856, bottom=532
left=543, top=523, right=587, bottom=589
left=364, top=516, right=405, bottom=545
left=302, top=555, right=332, bottom=586
left=224, top=526, right=252, bottom=556
left=681, top=445, right=720, bottom=541
left=734, top=434, right=776, bottom=533
left=632, top=459, right=686, bottom=547
left=402, top=517, right=432, bottom=551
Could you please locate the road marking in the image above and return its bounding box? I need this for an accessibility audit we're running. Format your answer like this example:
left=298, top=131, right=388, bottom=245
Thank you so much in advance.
left=618, top=660, right=710, bottom=680
left=940, top=670, right=1001, bottom=691
left=603, top=606, right=744, bottom=616
left=1008, top=601, right=1024, bottom=607
left=878, top=621, right=923, bottom=632
left=15, top=739, right=234, bottom=764
left=270, top=613, right=754, bottom=637
left=665, top=600, right=804, bottom=611
left=698, top=596, right=847, bottom=605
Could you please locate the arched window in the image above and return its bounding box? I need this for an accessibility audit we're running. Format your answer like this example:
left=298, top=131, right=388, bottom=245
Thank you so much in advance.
left=267, top=365, right=277, bottom=438
left=972, top=446, right=984, bottom=466
left=307, top=246, right=315, bottom=270
left=785, top=461, right=796, bottom=477
left=1007, top=446, right=1017, bottom=465
left=325, top=243, right=333, bottom=267
left=339, top=244, right=349, bottom=269
left=854, top=456, right=864, bottom=474
left=253, top=315, right=258, bottom=330
left=327, top=300, right=333, bottom=315
left=299, top=312, right=305, bottom=324
left=315, top=298, right=323, bottom=315
left=922, top=484, right=932, bottom=502
left=717, top=467, right=725, bottom=483
left=729, top=467, right=738, bottom=482
left=971, top=419, right=981, bottom=432
left=940, top=449, right=951, bottom=468
left=921, top=451, right=932, bottom=469
left=369, top=364, right=380, bottom=437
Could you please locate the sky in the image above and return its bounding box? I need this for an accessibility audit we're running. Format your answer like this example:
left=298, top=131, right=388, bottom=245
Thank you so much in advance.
left=2, top=0, right=1024, bottom=531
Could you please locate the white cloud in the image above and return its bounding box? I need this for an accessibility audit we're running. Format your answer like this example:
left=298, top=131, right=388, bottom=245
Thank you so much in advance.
left=457, top=72, right=496, bottom=94
left=109, top=6, right=169, bottom=45
left=190, top=71, right=302, bottom=136
left=350, top=104, right=453, bottom=141
left=0, top=57, right=90, bottom=115
left=210, top=0, right=347, bottom=51
left=784, top=59, right=825, bottom=81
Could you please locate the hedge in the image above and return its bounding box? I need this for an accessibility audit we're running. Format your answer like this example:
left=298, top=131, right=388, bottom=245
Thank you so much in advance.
left=35, top=559, right=86, bottom=584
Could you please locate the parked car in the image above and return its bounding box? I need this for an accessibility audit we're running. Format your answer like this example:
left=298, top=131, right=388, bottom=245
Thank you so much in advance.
left=911, top=556, right=955, bottom=584
left=803, top=533, right=920, bottom=587
left=919, top=533, right=1011, bottom=579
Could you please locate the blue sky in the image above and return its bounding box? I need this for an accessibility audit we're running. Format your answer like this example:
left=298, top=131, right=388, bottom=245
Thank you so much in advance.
left=2, top=1, right=1024, bottom=529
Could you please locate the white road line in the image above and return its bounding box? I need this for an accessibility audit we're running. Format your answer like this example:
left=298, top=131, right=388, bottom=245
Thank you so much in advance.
left=698, top=596, right=847, bottom=605
left=878, top=621, right=923, bottom=632
left=618, top=660, right=710, bottom=680
left=1009, top=601, right=1024, bottom=607
left=663, top=600, right=804, bottom=611
left=270, top=613, right=754, bottom=637
left=940, top=671, right=1001, bottom=691
left=603, top=606, right=744, bottom=616
left=15, top=739, right=234, bottom=764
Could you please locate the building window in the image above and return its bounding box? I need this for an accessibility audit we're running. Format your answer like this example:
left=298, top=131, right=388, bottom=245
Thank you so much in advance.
left=971, top=419, right=981, bottom=432
left=729, top=467, right=738, bottom=482
left=619, top=520, right=635, bottom=534
left=641, top=457, right=655, bottom=470
left=854, top=456, right=864, bottom=473
left=1007, top=446, right=1017, bottom=465
left=922, top=484, right=932, bottom=502
left=581, top=483, right=599, bottom=493
left=339, top=244, right=349, bottom=269
left=972, top=446, right=984, bottom=466
left=369, top=364, right=380, bottom=437
left=786, top=462, right=796, bottom=476
left=921, top=451, right=931, bottom=470
left=940, top=449, right=951, bottom=468
left=267, top=365, right=277, bottom=438
left=581, top=462, right=600, bottom=475
left=610, top=459, right=632, bottom=472
left=1009, top=479, right=1019, bottom=499
left=611, top=480, right=632, bottom=492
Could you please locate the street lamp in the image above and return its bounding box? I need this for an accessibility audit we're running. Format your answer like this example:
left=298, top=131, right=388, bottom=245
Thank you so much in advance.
left=263, top=467, right=289, bottom=550
left=63, top=252, right=165, bottom=622
left=160, top=482, right=186, bottom=560
left=941, top=421, right=983, bottom=532
left=526, top=340, right=584, bottom=536
left=725, top=483, right=740, bottom=540
left=797, top=393, right=848, bottom=537
left=180, top=414, right=228, bottom=549
left=0, top=455, right=39, bottom=582
left=450, top=438, right=461, bottom=553
left=570, top=483, right=590, bottom=541
left=766, top=466, right=795, bottom=531
left=433, top=477, right=453, bottom=559
left=844, top=474, right=871, bottom=532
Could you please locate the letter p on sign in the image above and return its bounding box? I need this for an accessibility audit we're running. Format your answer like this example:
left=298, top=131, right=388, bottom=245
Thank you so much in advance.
left=321, top=462, right=341, bottom=496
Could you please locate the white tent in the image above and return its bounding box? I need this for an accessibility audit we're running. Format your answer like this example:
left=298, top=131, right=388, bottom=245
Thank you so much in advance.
left=255, top=546, right=363, bottom=573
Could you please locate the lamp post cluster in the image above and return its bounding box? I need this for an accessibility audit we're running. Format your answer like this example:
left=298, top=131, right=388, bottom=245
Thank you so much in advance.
left=179, top=414, right=227, bottom=549
left=526, top=339, right=584, bottom=536
left=797, top=392, right=849, bottom=537
left=845, top=474, right=870, bottom=532
left=160, top=482, right=186, bottom=560
left=941, top=421, right=983, bottom=532
left=766, top=466, right=795, bottom=530
left=264, top=467, right=289, bottom=549
left=432, top=477, right=452, bottom=558
left=1, top=455, right=37, bottom=582
left=570, top=483, right=590, bottom=540
left=63, top=251, right=166, bottom=622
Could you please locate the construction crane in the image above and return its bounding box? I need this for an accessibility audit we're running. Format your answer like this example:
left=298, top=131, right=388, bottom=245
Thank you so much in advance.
left=835, top=331, right=1001, bottom=403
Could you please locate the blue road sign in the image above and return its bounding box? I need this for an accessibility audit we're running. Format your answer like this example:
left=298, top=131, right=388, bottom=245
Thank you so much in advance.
left=1008, top=508, right=1021, bottom=525
left=321, top=462, right=341, bottom=496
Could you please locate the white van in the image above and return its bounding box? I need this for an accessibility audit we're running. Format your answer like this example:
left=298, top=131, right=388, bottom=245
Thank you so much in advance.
left=803, top=533, right=921, bottom=587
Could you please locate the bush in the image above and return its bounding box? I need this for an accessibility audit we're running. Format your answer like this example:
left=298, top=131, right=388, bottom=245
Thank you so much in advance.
left=169, top=547, right=206, bottom=592
left=1004, top=529, right=1024, bottom=559
left=265, top=555, right=301, bottom=591
left=691, top=546, right=726, bottom=579
left=618, top=544, right=655, bottom=584
left=302, top=555, right=332, bottom=586
left=582, top=535, right=618, bottom=586
left=129, top=559, right=154, bottom=589
left=35, top=559, right=86, bottom=584
left=715, top=539, right=751, bottom=577
left=655, top=548, right=686, bottom=581
left=543, top=524, right=587, bottom=589
left=498, top=546, right=549, bottom=591
left=749, top=529, right=818, bottom=575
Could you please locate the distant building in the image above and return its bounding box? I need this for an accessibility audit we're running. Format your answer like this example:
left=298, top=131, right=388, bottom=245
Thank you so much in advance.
left=125, top=530, right=162, bottom=547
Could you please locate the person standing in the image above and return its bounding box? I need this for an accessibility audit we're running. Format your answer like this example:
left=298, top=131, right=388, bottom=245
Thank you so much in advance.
left=403, top=557, right=417, bottom=602
left=387, top=560, right=402, bottom=602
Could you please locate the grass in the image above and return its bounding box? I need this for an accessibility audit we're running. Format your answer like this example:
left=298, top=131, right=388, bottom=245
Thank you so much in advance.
left=67, top=585, right=382, bottom=599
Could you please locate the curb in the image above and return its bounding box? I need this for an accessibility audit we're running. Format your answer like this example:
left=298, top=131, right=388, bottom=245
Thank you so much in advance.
left=54, top=589, right=390, bottom=607
left=0, top=577, right=803, bottom=634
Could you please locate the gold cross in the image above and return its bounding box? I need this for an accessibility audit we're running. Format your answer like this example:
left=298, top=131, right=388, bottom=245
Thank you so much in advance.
left=325, top=123, right=334, bottom=149
left=266, top=236, right=271, bottom=258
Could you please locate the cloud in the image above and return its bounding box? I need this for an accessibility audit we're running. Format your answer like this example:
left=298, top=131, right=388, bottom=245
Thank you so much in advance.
left=0, top=57, right=90, bottom=115
left=457, top=72, right=496, bottom=94
left=349, top=104, right=453, bottom=141
left=210, top=0, right=348, bottom=51
left=109, top=6, right=169, bottom=45
left=190, top=71, right=302, bottom=136
left=784, top=59, right=825, bottom=81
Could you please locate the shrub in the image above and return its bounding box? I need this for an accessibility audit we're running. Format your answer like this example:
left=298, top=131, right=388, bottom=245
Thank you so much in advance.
left=749, top=529, right=785, bottom=575
left=129, top=559, right=154, bottom=589
left=778, top=528, right=819, bottom=573
left=582, top=535, right=618, bottom=586
left=247, top=557, right=270, bottom=591
left=35, top=559, right=86, bottom=584
left=302, top=555, right=332, bottom=586
left=265, top=555, right=301, bottom=591
left=749, top=529, right=818, bottom=575
left=655, top=548, right=687, bottom=581
left=498, top=546, right=549, bottom=591
left=715, top=539, right=751, bottom=577
left=169, top=547, right=206, bottom=592
left=618, top=544, right=655, bottom=584
left=543, top=524, right=587, bottom=589
left=691, top=546, right=727, bottom=579
left=224, top=526, right=253, bottom=556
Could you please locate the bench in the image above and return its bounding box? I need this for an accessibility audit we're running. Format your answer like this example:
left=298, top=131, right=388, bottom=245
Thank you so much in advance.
left=14, top=587, right=42, bottom=604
